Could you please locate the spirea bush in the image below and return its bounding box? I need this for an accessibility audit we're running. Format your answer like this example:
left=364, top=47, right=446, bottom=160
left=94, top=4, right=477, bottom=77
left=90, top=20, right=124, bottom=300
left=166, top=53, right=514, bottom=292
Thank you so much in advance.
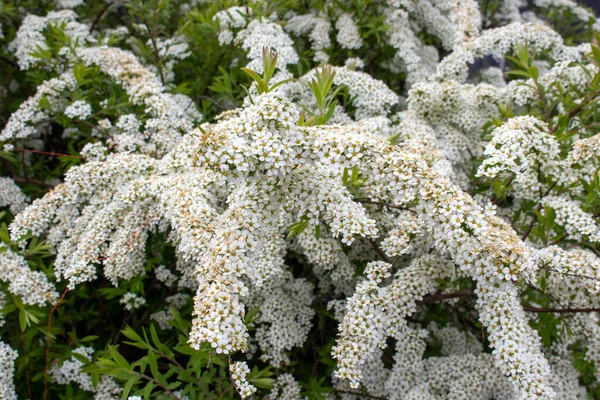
left=2, top=0, right=600, bottom=399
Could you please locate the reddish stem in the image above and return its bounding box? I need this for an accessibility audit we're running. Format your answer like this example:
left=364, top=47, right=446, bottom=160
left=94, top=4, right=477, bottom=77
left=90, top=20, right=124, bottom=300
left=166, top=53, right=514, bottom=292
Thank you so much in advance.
left=44, top=288, right=69, bottom=400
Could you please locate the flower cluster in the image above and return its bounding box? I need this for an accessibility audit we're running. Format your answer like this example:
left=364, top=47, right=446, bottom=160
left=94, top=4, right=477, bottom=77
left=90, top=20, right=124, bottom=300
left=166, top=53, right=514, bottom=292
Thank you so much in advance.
left=0, top=247, right=58, bottom=306
left=0, top=177, right=29, bottom=214
left=0, top=339, right=17, bottom=400
left=229, top=361, right=256, bottom=399
left=478, top=116, right=561, bottom=200
left=49, top=347, right=122, bottom=399
left=120, top=292, right=146, bottom=311
left=64, top=100, right=92, bottom=119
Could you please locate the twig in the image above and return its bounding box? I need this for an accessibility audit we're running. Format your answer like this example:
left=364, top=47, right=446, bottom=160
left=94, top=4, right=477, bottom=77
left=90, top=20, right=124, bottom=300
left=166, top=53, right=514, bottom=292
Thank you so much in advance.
left=197, top=95, right=229, bottom=111
left=133, top=371, right=181, bottom=399
left=44, top=288, right=69, bottom=400
left=353, top=198, right=417, bottom=214
left=112, top=312, right=132, bottom=345
left=491, top=173, right=515, bottom=205
left=11, top=176, right=56, bottom=189
left=90, top=1, right=113, bottom=33
left=12, top=148, right=83, bottom=159
left=143, top=3, right=165, bottom=86
left=420, top=290, right=475, bottom=304
left=333, top=390, right=388, bottom=400
left=521, top=204, right=541, bottom=241
left=521, top=182, right=557, bottom=241
left=0, top=55, right=19, bottom=69
left=21, top=331, right=33, bottom=400
left=549, top=89, right=600, bottom=134
left=523, top=306, right=600, bottom=313
left=540, top=265, right=600, bottom=282
left=369, top=239, right=393, bottom=264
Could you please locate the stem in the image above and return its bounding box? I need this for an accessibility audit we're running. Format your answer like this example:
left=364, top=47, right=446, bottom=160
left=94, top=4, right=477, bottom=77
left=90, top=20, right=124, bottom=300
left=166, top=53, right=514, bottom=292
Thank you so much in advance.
left=353, top=198, right=417, bottom=214
left=540, top=265, right=600, bottom=282
left=90, top=1, right=112, bottom=33
left=523, top=306, right=600, bottom=313
left=0, top=55, right=19, bottom=69
left=21, top=331, right=33, bottom=400
left=492, top=173, right=515, bottom=205
left=333, top=390, right=388, bottom=400
left=11, top=148, right=83, bottom=159
left=420, top=290, right=475, bottom=304
left=143, top=2, right=165, bottom=86
left=112, top=312, right=132, bottom=344
left=134, top=371, right=181, bottom=399
left=521, top=204, right=541, bottom=241
left=549, top=89, right=600, bottom=134
left=10, top=176, right=55, bottom=189
left=369, top=239, right=393, bottom=264
left=521, top=181, right=557, bottom=241
left=44, top=288, right=69, bottom=400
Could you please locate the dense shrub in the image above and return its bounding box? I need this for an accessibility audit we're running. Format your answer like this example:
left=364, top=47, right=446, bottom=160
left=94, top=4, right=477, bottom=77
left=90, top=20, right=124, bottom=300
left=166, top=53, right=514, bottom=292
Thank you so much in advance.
left=1, top=0, right=600, bottom=399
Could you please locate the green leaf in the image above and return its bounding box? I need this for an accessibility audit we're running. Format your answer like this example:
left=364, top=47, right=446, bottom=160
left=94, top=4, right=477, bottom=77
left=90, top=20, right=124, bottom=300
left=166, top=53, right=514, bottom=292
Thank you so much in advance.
left=241, top=68, right=264, bottom=87
left=240, top=85, right=255, bottom=105
left=150, top=324, right=172, bottom=357
left=351, top=166, right=359, bottom=183
left=19, top=308, right=27, bottom=332
left=121, top=325, right=144, bottom=344
left=73, top=353, right=92, bottom=364
left=249, top=377, right=275, bottom=389
left=269, top=78, right=296, bottom=92
left=342, top=167, right=349, bottom=185
left=147, top=350, right=160, bottom=380
left=108, top=346, right=130, bottom=368
left=143, top=381, right=154, bottom=399
left=0, top=223, right=10, bottom=244
left=121, top=376, right=139, bottom=400
left=244, top=307, right=259, bottom=325
left=505, top=70, right=531, bottom=79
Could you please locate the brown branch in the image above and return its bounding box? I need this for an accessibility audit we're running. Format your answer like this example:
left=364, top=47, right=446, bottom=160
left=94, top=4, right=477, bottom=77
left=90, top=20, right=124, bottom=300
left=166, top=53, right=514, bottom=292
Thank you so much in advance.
left=333, top=390, right=388, bottom=400
left=353, top=198, right=417, bottom=214
left=76, top=119, right=111, bottom=138
left=89, top=1, right=112, bottom=33
left=143, top=20, right=165, bottom=86
left=197, top=95, right=229, bottom=111
left=564, top=240, right=585, bottom=250
left=540, top=265, right=600, bottom=282
left=12, top=148, right=83, bottom=159
left=21, top=331, right=33, bottom=400
left=133, top=371, right=181, bottom=399
left=491, top=173, right=515, bottom=205
left=143, top=3, right=165, bottom=86
left=0, top=55, right=19, bottom=69
left=521, top=204, right=541, bottom=241
left=549, top=89, right=600, bottom=134
left=369, top=239, right=393, bottom=264
left=521, top=182, right=557, bottom=242
left=44, top=288, right=69, bottom=400
left=11, top=176, right=56, bottom=189
left=419, top=289, right=600, bottom=314
left=523, top=306, right=600, bottom=313
left=420, top=290, right=475, bottom=304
